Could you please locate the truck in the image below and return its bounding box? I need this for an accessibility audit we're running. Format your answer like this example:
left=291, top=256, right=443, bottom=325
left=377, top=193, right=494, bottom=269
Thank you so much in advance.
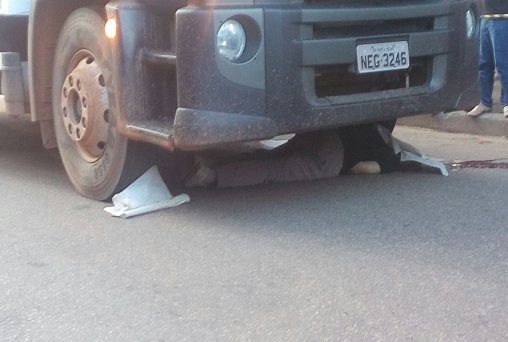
left=0, top=0, right=480, bottom=200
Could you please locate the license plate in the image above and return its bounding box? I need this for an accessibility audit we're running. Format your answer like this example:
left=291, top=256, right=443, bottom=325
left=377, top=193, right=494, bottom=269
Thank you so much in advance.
left=356, top=41, right=409, bottom=74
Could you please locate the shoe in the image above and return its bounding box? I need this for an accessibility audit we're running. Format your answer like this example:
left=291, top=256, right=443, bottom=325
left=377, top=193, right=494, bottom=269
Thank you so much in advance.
left=184, top=161, right=217, bottom=187
left=467, top=103, right=491, bottom=117
left=504, top=106, right=508, bottom=118
left=349, top=161, right=381, bottom=175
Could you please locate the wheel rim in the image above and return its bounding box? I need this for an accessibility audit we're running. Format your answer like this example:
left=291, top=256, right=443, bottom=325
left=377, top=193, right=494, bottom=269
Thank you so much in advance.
left=61, top=51, right=110, bottom=162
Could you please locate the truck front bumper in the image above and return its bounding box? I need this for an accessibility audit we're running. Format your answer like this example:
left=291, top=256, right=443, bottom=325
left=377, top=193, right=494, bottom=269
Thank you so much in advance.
left=174, top=1, right=480, bottom=150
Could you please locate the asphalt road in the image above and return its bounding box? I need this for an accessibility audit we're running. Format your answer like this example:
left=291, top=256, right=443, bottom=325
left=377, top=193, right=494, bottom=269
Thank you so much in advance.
left=0, top=118, right=507, bottom=341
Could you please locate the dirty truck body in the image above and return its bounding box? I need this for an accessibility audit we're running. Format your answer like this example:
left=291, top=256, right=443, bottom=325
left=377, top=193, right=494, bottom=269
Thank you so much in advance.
left=0, top=0, right=480, bottom=199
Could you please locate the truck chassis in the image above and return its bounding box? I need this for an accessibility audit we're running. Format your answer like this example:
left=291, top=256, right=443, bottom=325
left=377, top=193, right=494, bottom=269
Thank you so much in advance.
left=0, top=0, right=480, bottom=199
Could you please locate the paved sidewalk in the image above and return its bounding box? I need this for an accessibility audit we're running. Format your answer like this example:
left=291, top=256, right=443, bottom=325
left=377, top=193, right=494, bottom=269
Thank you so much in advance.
left=398, top=80, right=507, bottom=138
left=398, top=111, right=507, bottom=138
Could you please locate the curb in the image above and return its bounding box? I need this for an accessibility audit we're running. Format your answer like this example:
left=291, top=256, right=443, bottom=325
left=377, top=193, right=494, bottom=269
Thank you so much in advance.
left=398, top=111, right=508, bottom=138
left=398, top=80, right=507, bottom=137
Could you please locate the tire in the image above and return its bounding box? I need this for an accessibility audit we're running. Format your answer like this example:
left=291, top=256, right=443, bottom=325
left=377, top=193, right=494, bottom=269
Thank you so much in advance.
left=52, top=8, right=149, bottom=200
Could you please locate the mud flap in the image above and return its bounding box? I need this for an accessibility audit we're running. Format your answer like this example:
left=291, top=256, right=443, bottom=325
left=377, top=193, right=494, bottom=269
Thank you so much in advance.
left=0, top=52, right=25, bottom=116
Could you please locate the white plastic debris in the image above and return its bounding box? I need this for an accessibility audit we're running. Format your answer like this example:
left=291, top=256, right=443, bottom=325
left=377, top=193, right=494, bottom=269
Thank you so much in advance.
left=400, top=150, right=449, bottom=176
left=104, top=166, right=190, bottom=218
left=390, top=136, right=448, bottom=176
left=377, top=124, right=448, bottom=176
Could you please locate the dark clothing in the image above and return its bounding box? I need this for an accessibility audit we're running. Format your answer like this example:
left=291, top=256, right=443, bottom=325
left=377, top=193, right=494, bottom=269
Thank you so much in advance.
left=214, top=124, right=402, bottom=188
left=337, top=123, right=400, bottom=174
left=216, top=131, right=344, bottom=187
left=185, top=122, right=447, bottom=188
left=483, top=0, right=508, bottom=15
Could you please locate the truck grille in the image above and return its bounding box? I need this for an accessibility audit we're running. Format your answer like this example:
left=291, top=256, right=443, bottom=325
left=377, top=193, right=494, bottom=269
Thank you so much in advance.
left=315, top=57, right=429, bottom=97
left=313, top=17, right=434, bottom=39
left=299, top=1, right=450, bottom=98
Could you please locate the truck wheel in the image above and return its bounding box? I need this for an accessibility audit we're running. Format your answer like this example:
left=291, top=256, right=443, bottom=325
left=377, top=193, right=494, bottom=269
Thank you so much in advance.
left=52, top=8, right=147, bottom=200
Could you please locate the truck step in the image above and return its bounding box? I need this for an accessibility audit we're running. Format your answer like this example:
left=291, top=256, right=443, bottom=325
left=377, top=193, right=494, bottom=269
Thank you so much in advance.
left=126, top=118, right=175, bottom=140
left=0, top=52, right=26, bottom=116
left=141, top=49, right=176, bottom=67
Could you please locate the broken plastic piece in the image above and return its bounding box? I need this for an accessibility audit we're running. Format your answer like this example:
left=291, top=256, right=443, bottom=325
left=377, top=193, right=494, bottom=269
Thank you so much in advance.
left=379, top=124, right=448, bottom=176
left=400, top=151, right=449, bottom=176
left=104, top=165, right=190, bottom=218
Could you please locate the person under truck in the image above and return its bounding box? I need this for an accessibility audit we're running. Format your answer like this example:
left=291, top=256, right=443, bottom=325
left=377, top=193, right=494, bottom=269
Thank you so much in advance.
left=184, top=124, right=443, bottom=188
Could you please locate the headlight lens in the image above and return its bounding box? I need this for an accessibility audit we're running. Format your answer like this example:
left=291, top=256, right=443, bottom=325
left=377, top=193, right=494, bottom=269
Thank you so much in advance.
left=465, top=9, right=476, bottom=39
left=217, top=20, right=246, bottom=62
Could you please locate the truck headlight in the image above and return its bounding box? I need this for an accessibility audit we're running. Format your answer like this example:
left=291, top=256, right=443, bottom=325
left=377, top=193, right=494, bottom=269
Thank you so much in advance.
left=217, top=20, right=246, bottom=62
left=465, top=9, right=476, bottom=39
